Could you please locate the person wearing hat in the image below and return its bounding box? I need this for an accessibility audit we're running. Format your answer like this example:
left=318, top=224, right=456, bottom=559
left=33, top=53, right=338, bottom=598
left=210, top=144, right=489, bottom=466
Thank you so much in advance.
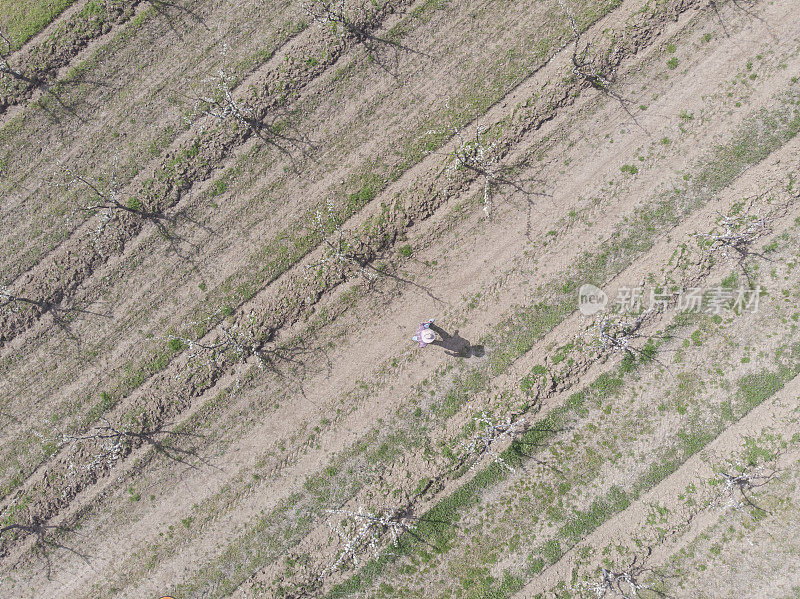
left=412, top=318, right=436, bottom=348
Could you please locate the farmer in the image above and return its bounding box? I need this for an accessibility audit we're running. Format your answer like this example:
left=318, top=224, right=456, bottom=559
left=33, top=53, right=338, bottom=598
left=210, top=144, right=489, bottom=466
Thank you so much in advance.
left=412, top=318, right=436, bottom=348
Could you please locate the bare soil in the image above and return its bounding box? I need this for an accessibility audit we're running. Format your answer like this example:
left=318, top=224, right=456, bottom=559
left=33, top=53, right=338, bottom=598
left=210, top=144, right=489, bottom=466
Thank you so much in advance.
left=1, top=0, right=799, bottom=598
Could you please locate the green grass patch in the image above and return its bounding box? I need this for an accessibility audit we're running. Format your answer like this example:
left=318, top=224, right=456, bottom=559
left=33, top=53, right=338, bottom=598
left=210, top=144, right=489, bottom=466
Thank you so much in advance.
left=318, top=90, right=800, bottom=596
left=0, top=0, right=78, bottom=49
left=51, top=23, right=800, bottom=599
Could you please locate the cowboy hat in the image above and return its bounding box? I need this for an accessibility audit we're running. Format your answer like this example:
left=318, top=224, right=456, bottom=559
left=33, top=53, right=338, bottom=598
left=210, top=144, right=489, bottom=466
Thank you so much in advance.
left=420, top=329, right=436, bottom=344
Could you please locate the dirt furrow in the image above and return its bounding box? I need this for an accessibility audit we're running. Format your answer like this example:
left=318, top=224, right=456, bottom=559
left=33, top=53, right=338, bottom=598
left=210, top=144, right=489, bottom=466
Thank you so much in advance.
left=0, top=0, right=596, bottom=478
left=0, top=0, right=148, bottom=117
left=0, top=0, right=301, bottom=285
left=7, top=1, right=776, bottom=576
left=236, top=1, right=800, bottom=593
left=515, top=364, right=800, bottom=598
left=0, top=0, right=419, bottom=347
left=255, top=140, right=800, bottom=598
left=32, top=2, right=792, bottom=592
left=3, top=0, right=797, bottom=596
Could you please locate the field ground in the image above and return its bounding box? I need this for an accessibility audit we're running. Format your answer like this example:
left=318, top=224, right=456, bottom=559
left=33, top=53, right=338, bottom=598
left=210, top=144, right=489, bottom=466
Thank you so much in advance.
left=1, top=0, right=800, bottom=597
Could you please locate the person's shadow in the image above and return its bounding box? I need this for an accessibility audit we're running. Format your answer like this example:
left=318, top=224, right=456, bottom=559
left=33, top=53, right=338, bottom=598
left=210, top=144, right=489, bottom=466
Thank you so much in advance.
left=429, top=324, right=484, bottom=358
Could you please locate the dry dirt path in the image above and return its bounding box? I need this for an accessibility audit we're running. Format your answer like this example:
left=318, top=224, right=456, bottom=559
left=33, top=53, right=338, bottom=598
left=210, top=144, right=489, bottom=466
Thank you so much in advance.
left=2, top=0, right=799, bottom=597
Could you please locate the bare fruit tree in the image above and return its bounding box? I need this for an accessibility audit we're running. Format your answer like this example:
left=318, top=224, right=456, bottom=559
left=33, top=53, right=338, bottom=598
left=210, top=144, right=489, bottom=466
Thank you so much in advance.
left=585, top=308, right=653, bottom=358
left=453, top=123, right=499, bottom=216
left=168, top=330, right=231, bottom=362
left=583, top=567, right=649, bottom=598
left=693, top=206, right=770, bottom=262
left=195, top=67, right=258, bottom=131
left=61, top=416, right=134, bottom=445
left=714, top=463, right=777, bottom=514
left=302, top=0, right=376, bottom=39
left=461, top=411, right=526, bottom=472
left=61, top=163, right=144, bottom=256
left=169, top=310, right=269, bottom=371
left=67, top=169, right=141, bottom=216
left=321, top=506, right=411, bottom=577
left=306, top=198, right=375, bottom=285
left=427, top=116, right=500, bottom=216
left=557, top=0, right=617, bottom=89
left=61, top=416, right=128, bottom=471
left=184, top=43, right=263, bottom=136
left=303, top=0, right=350, bottom=34
left=580, top=548, right=658, bottom=598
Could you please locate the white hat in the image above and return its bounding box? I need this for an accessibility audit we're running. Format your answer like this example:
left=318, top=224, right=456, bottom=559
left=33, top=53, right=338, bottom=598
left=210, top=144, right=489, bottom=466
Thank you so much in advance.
left=420, top=329, right=436, bottom=344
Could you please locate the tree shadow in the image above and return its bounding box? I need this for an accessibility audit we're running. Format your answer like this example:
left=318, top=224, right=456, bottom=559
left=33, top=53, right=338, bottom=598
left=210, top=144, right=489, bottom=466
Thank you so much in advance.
left=247, top=109, right=318, bottom=174
left=709, top=0, right=733, bottom=37
left=1, top=292, right=113, bottom=348
left=1, top=0, right=212, bottom=119
left=257, top=334, right=335, bottom=405
left=0, top=51, right=99, bottom=123
left=400, top=512, right=461, bottom=554
left=492, top=165, right=556, bottom=241
left=364, top=260, right=446, bottom=305
left=506, top=422, right=572, bottom=476
left=2, top=205, right=176, bottom=346
left=30, top=85, right=89, bottom=126
left=428, top=324, right=484, bottom=358
left=579, top=70, right=650, bottom=136
left=358, top=29, right=434, bottom=80
left=710, top=0, right=778, bottom=41
left=0, top=30, right=43, bottom=115
left=724, top=244, right=778, bottom=288
left=33, top=61, right=122, bottom=125
left=132, top=421, right=225, bottom=473
left=0, top=521, right=95, bottom=578
left=150, top=206, right=222, bottom=284
left=50, top=297, right=114, bottom=345
left=68, top=416, right=222, bottom=474
left=151, top=0, right=211, bottom=37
